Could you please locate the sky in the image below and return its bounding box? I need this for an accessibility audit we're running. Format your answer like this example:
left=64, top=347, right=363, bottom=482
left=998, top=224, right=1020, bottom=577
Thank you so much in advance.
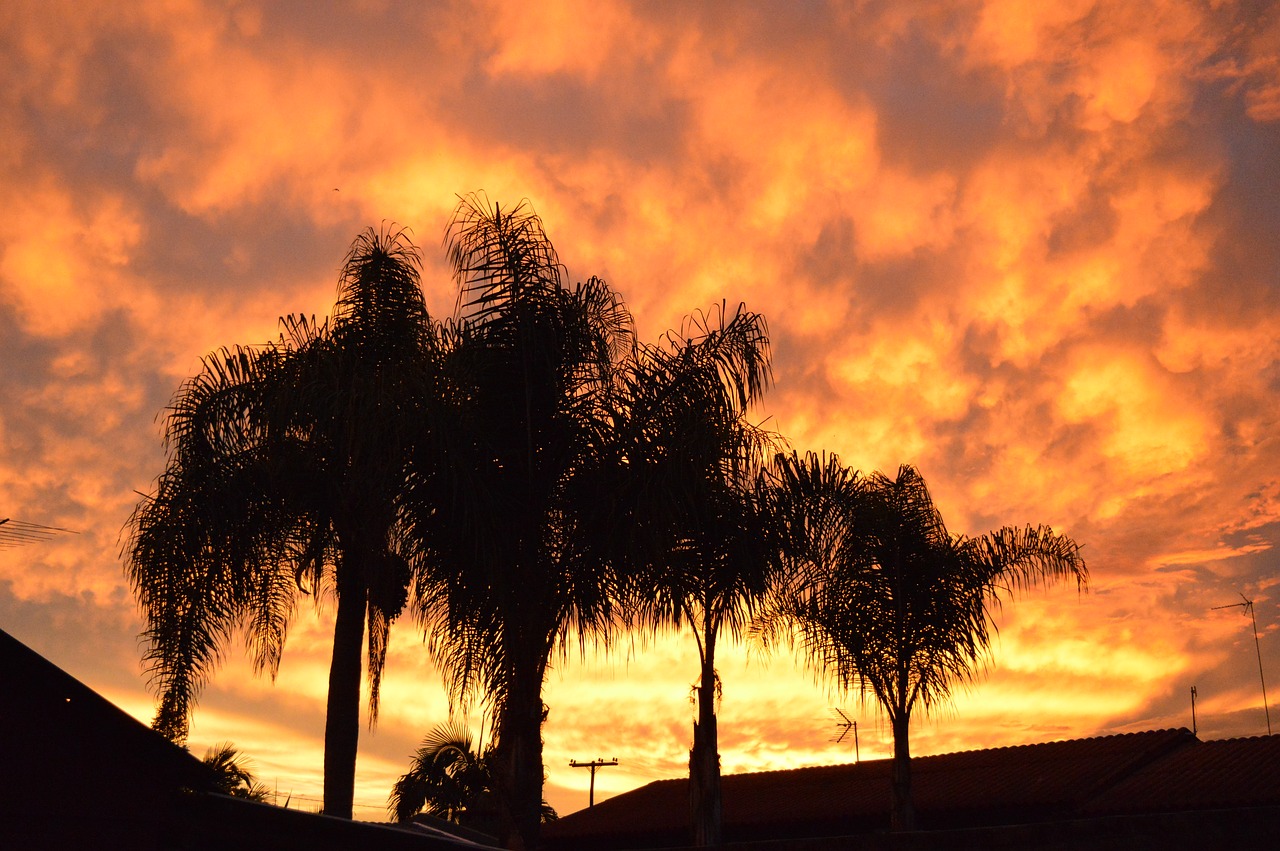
left=2, top=0, right=1279, bottom=821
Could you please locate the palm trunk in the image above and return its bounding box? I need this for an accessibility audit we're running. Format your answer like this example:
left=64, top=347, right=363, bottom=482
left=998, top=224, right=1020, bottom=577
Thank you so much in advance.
left=323, top=582, right=366, bottom=818
left=890, top=712, right=916, bottom=831
left=690, top=629, right=722, bottom=846
left=495, top=641, right=545, bottom=850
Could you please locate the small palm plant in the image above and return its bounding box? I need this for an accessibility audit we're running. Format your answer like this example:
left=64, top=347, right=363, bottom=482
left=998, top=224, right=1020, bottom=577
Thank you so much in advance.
left=390, top=721, right=556, bottom=834
left=203, top=742, right=271, bottom=803
left=390, top=722, right=493, bottom=828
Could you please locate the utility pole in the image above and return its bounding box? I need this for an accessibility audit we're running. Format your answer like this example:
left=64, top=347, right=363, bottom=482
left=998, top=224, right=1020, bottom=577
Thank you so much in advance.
left=1213, top=594, right=1272, bottom=735
left=569, top=758, right=617, bottom=808
left=1191, top=685, right=1197, bottom=736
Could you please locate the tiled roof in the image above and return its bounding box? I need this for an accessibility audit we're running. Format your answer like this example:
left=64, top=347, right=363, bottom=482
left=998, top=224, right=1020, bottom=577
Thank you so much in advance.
left=1083, top=734, right=1280, bottom=814
left=543, top=728, right=1280, bottom=849
left=910, top=727, right=1193, bottom=818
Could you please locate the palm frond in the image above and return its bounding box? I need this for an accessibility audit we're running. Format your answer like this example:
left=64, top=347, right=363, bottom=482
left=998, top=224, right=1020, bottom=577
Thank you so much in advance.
left=446, top=193, right=563, bottom=327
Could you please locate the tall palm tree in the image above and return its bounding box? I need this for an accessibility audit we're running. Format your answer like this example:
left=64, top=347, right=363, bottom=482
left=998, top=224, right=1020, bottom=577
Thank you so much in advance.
left=405, top=195, right=634, bottom=850
left=613, top=304, right=774, bottom=846
left=125, top=228, right=437, bottom=818
left=763, top=456, right=1087, bottom=831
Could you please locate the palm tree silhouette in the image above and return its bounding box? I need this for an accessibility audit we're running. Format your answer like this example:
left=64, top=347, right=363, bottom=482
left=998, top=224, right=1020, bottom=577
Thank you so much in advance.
left=390, top=722, right=495, bottom=827
left=614, top=303, right=774, bottom=846
left=125, top=228, right=437, bottom=818
left=203, top=742, right=271, bottom=802
left=390, top=721, right=557, bottom=833
left=405, top=195, right=634, bottom=850
left=764, top=456, right=1087, bottom=831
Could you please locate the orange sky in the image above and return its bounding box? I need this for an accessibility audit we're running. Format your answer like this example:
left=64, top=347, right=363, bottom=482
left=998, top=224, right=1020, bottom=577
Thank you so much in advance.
left=3, top=0, right=1280, bottom=820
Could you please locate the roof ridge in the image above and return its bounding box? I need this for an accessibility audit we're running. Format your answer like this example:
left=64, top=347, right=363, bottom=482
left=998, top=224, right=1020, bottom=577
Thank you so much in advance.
left=711, top=728, right=1197, bottom=781
left=911, top=727, right=1194, bottom=759
left=1200, top=732, right=1280, bottom=744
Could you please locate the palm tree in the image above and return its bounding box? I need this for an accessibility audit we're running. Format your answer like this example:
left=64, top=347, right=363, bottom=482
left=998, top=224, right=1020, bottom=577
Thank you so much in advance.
left=203, top=742, right=271, bottom=802
left=390, top=722, right=495, bottom=828
left=613, top=304, right=774, bottom=846
left=389, top=721, right=558, bottom=833
left=763, top=456, right=1087, bottom=831
left=125, top=228, right=437, bottom=818
left=405, top=195, right=634, bottom=850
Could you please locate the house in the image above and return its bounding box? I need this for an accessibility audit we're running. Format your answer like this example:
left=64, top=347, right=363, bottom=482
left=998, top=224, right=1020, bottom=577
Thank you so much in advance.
left=0, top=627, right=473, bottom=850
left=542, top=729, right=1280, bottom=850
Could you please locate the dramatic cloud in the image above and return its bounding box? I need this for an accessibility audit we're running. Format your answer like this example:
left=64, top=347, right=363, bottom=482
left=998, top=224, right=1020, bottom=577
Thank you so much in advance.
left=3, top=0, right=1278, bottom=818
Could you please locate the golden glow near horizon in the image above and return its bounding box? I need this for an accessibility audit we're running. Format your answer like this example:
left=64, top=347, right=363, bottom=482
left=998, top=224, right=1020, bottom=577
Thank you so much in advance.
left=3, top=0, right=1280, bottom=820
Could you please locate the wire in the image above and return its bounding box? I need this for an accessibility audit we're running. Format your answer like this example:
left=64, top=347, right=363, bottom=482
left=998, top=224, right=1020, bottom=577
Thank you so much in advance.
left=0, top=518, right=78, bottom=549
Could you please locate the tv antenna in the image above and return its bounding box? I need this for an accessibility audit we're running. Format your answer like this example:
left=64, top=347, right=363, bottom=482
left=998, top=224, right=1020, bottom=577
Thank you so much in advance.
left=569, top=758, right=617, bottom=808
left=0, top=518, right=78, bottom=550
left=832, top=708, right=859, bottom=763
left=1212, top=594, right=1271, bottom=735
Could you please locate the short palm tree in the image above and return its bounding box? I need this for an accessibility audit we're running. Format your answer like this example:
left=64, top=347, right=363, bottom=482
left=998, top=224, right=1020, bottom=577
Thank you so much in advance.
left=390, top=722, right=495, bottom=828
left=613, top=304, right=774, bottom=846
left=203, top=742, right=271, bottom=803
left=390, top=721, right=558, bottom=833
left=125, top=228, right=437, bottom=818
left=405, top=195, right=634, bottom=850
left=763, top=456, right=1087, bottom=831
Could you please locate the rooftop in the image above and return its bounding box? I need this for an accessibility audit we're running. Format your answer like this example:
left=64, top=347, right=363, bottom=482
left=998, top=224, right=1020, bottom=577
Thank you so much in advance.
left=544, top=728, right=1280, bottom=849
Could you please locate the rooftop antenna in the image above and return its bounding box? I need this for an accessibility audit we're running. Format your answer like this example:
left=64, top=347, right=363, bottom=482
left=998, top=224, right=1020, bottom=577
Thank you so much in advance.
left=569, top=758, right=617, bottom=808
left=1212, top=594, right=1271, bottom=735
left=0, top=517, right=78, bottom=549
left=1190, top=685, right=1197, bottom=736
left=832, top=708, right=859, bottom=763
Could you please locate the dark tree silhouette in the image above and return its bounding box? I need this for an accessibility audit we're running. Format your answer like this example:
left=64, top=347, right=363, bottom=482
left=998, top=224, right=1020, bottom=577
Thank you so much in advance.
left=389, top=721, right=556, bottom=833
left=390, top=721, right=494, bottom=827
left=405, top=195, right=634, bottom=850
left=125, top=228, right=437, bottom=818
left=763, top=456, right=1087, bottom=831
left=614, top=304, right=774, bottom=846
left=203, top=742, right=271, bottom=802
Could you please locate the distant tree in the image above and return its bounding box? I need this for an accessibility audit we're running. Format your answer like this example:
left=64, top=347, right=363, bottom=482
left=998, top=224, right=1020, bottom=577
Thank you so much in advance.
left=125, top=228, right=438, bottom=818
left=389, top=721, right=556, bottom=833
left=614, top=303, right=775, bottom=846
left=405, top=195, right=633, bottom=850
left=390, top=722, right=494, bottom=828
left=763, top=456, right=1088, bottom=831
left=203, top=742, right=271, bottom=803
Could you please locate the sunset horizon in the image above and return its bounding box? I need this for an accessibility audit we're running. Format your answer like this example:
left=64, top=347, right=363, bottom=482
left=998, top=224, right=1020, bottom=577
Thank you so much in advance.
left=3, top=0, right=1279, bottom=824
